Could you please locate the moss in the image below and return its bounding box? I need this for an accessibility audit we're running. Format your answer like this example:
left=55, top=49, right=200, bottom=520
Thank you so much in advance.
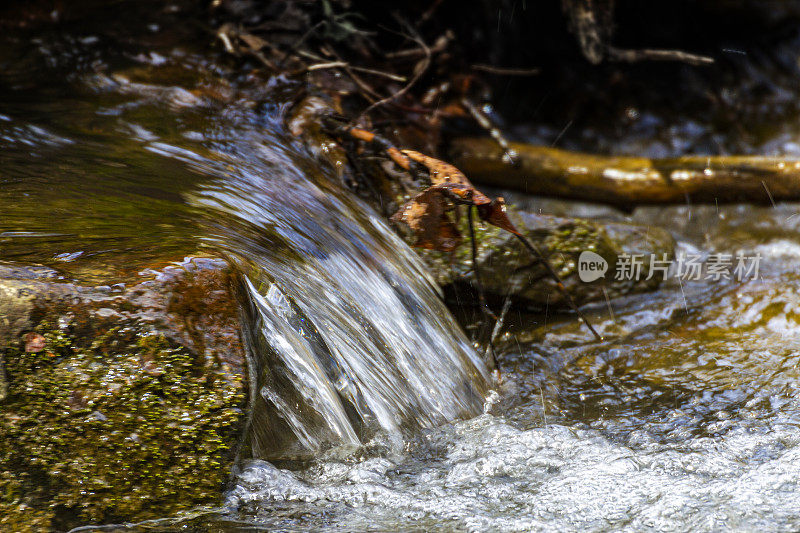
left=402, top=204, right=672, bottom=306
left=0, top=323, right=245, bottom=531
left=409, top=208, right=607, bottom=286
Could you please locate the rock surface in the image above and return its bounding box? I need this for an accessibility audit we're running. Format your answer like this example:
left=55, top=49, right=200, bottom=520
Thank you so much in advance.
left=0, top=257, right=247, bottom=531
left=416, top=208, right=674, bottom=307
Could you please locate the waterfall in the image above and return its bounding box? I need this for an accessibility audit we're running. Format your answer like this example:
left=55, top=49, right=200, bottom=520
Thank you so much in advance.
left=185, top=127, right=490, bottom=458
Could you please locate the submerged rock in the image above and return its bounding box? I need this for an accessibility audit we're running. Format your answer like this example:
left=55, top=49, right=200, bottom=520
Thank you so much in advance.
left=0, top=257, right=247, bottom=530
left=416, top=208, right=674, bottom=307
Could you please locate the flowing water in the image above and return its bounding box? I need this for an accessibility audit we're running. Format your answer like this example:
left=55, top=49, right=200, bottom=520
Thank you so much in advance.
left=0, top=1, right=489, bottom=461
left=183, top=106, right=489, bottom=458
left=5, top=3, right=800, bottom=532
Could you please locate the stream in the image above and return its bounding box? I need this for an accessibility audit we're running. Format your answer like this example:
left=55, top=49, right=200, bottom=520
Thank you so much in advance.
left=4, top=2, right=800, bottom=532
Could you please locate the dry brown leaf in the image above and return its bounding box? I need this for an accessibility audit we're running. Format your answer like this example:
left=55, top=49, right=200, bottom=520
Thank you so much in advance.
left=392, top=188, right=461, bottom=251
left=476, top=196, right=522, bottom=236
left=392, top=153, right=524, bottom=251
left=402, top=150, right=491, bottom=205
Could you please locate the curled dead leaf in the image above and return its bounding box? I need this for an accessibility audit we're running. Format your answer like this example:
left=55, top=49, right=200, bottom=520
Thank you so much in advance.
left=402, top=150, right=492, bottom=204
left=392, top=188, right=461, bottom=252
left=392, top=155, right=523, bottom=252
left=477, top=196, right=522, bottom=236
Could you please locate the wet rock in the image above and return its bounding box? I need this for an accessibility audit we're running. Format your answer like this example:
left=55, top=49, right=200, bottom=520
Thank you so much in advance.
left=0, top=256, right=247, bottom=530
left=415, top=208, right=674, bottom=307
left=0, top=354, right=6, bottom=402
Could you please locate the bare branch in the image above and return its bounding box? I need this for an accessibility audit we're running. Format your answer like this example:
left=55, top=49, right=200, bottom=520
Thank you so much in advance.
left=470, top=64, right=541, bottom=76
left=608, top=46, right=714, bottom=66
left=354, top=19, right=433, bottom=122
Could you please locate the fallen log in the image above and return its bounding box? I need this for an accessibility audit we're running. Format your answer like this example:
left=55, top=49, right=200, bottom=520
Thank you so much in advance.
left=450, top=137, right=800, bottom=209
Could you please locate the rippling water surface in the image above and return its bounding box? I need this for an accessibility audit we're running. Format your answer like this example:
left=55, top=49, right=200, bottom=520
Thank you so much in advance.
left=4, top=3, right=800, bottom=532
left=208, top=201, right=800, bottom=532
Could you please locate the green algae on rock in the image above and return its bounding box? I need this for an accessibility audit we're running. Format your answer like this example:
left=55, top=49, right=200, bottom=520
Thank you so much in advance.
left=413, top=208, right=674, bottom=307
left=0, top=258, right=247, bottom=531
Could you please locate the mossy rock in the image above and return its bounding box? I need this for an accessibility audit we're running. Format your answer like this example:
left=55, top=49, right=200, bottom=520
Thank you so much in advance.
left=413, top=208, right=674, bottom=307
left=0, top=258, right=248, bottom=531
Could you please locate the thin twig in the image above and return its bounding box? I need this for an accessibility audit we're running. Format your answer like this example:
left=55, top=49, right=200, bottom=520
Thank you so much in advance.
left=601, top=283, right=615, bottom=323
left=490, top=297, right=512, bottom=346
left=607, top=46, right=714, bottom=66
left=305, top=61, right=407, bottom=82
left=348, top=66, right=407, bottom=82
left=277, top=20, right=325, bottom=66
left=306, top=61, right=349, bottom=71
left=460, top=97, right=518, bottom=165
left=386, top=31, right=452, bottom=59
left=216, top=30, right=235, bottom=54
left=483, top=296, right=511, bottom=375
left=471, top=64, right=541, bottom=76
left=468, top=205, right=500, bottom=371
left=251, top=49, right=278, bottom=71
left=300, top=49, right=381, bottom=102
left=355, top=18, right=432, bottom=122
left=295, top=48, right=326, bottom=62
left=513, top=233, right=603, bottom=341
